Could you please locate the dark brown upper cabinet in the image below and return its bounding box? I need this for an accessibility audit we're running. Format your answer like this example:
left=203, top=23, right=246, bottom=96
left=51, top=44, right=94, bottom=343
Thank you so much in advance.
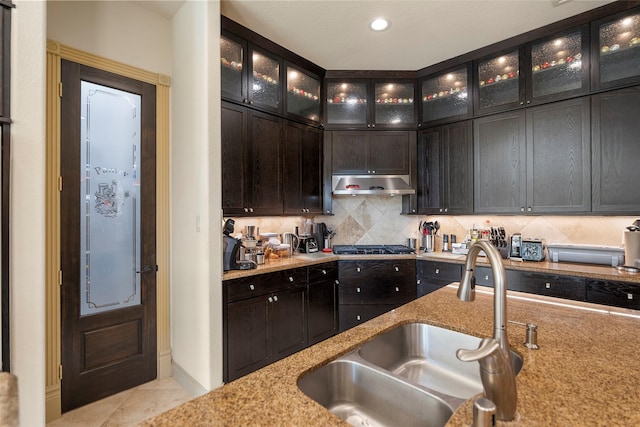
left=419, top=64, right=472, bottom=127
left=248, top=46, right=282, bottom=114
left=591, top=8, right=640, bottom=91
left=324, top=79, right=416, bottom=130
left=220, top=31, right=248, bottom=104
left=474, top=25, right=590, bottom=116
left=221, top=17, right=325, bottom=124
left=527, top=26, right=590, bottom=103
left=474, top=48, right=524, bottom=115
left=220, top=32, right=282, bottom=114
left=285, top=63, right=322, bottom=125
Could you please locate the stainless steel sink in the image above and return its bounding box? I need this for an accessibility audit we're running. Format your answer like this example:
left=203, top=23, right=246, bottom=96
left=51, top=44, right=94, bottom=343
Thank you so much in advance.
left=358, top=323, right=523, bottom=399
left=298, top=323, right=524, bottom=427
left=298, top=359, right=453, bottom=427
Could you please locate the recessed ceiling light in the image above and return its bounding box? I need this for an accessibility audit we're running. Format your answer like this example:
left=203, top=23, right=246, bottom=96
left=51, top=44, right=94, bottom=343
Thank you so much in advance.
left=370, top=18, right=389, bottom=31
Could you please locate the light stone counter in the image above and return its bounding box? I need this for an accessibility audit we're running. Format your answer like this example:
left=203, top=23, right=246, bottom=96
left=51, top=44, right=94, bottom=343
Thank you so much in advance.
left=223, top=250, right=640, bottom=284
left=142, top=286, right=640, bottom=426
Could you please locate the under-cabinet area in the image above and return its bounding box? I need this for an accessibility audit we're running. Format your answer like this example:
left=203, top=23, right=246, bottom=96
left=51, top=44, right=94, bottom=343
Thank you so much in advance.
left=223, top=254, right=640, bottom=382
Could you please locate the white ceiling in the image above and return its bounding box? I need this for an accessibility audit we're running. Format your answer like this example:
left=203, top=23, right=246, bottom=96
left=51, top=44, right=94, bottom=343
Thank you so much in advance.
left=134, top=0, right=616, bottom=71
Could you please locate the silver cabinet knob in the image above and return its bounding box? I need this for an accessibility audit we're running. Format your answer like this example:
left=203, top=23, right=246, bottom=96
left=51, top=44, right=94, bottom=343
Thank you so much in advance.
left=545, top=282, right=551, bottom=289
left=395, top=266, right=399, bottom=272
left=322, top=270, right=327, bottom=275
left=249, top=284, right=255, bottom=291
left=356, top=287, right=361, bottom=293
left=273, top=295, right=278, bottom=302
left=435, top=268, right=440, bottom=274
left=357, top=267, right=361, bottom=272
left=395, top=287, right=399, bottom=292
left=356, top=315, right=361, bottom=321
left=268, top=296, right=273, bottom=303
left=289, top=276, right=294, bottom=282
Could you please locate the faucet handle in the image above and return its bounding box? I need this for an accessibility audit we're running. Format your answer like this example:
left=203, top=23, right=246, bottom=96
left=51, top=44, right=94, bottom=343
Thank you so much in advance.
left=456, top=337, right=500, bottom=364
left=509, top=320, right=540, bottom=350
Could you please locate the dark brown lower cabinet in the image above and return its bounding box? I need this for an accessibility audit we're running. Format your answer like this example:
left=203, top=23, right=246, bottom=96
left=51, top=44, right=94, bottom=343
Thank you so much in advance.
left=586, top=280, right=640, bottom=310
left=224, top=263, right=339, bottom=382
left=224, top=268, right=307, bottom=382
left=338, top=259, right=416, bottom=332
left=416, top=259, right=462, bottom=297
left=475, top=266, right=586, bottom=302
left=307, top=262, right=339, bottom=345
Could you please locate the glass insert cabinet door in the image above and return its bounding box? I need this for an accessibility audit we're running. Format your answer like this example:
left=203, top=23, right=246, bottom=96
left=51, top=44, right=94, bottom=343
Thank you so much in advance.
left=286, top=66, right=320, bottom=122
left=220, top=34, right=246, bottom=102
left=477, top=50, right=520, bottom=111
left=250, top=49, right=280, bottom=110
left=374, top=82, right=415, bottom=125
left=80, top=81, right=142, bottom=316
left=531, top=30, right=586, bottom=99
left=421, top=67, right=470, bottom=123
left=326, top=81, right=368, bottom=125
left=596, top=11, right=640, bottom=87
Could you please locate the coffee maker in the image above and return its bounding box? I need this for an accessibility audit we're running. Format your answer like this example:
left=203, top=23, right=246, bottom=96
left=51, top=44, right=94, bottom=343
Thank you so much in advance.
left=223, top=219, right=256, bottom=271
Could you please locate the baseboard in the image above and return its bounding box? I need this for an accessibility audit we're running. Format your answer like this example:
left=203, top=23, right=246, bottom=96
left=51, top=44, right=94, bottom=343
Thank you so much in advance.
left=171, top=361, right=209, bottom=398
left=45, top=383, right=61, bottom=423
left=158, top=348, right=172, bottom=379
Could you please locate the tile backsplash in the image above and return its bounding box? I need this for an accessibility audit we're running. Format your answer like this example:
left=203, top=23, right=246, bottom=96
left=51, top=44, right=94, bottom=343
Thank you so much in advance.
left=227, top=196, right=637, bottom=252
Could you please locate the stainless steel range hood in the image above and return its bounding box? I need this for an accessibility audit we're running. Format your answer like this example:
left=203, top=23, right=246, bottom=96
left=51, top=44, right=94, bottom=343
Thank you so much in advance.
left=332, top=175, right=415, bottom=196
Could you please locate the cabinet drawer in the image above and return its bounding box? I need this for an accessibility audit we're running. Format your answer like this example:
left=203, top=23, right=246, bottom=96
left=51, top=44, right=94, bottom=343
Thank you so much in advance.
left=339, top=282, right=415, bottom=304
left=339, top=259, right=415, bottom=280
left=339, top=304, right=398, bottom=332
left=475, top=266, right=494, bottom=287
left=586, top=280, right=640, bottom=310
left=507, top=270, right=585, bottom=301
left=308, top=262, right=338, bottom=283
left=417, top=260, right=461, bottom=282
left=226, top=267, right=307, bottom=302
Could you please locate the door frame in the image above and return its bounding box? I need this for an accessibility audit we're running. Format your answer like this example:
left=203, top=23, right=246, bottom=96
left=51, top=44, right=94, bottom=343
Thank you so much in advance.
left=45, top=40, right=171, bottom=422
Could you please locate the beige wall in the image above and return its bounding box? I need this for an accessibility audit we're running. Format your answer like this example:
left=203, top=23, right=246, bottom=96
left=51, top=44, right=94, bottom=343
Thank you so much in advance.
left=12, top=1, right=47, bottom=425
left=170, top=0, right=223, bottom=393
left=47, top=1, right=172, bottom=76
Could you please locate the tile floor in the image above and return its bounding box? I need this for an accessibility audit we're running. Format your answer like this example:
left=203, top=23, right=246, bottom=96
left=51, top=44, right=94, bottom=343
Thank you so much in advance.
left=46, top=377, right=191, bottom=427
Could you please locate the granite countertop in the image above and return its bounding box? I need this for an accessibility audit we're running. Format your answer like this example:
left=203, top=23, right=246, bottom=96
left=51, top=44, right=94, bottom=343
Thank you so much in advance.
left=223, top=250, right=640, bottom=284
left=142, top=286, right=640, bottom=426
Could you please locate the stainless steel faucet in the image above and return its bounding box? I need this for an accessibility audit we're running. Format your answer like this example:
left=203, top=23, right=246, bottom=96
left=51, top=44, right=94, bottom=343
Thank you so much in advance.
left=455, top=240, right=517, bottom=421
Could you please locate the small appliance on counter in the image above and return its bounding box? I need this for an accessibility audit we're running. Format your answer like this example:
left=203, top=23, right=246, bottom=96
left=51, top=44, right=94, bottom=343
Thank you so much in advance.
left=547, top=243, right=625, bottom=266
left=509, top=234, right=546, bottom=262
left=298, top=235, right=318, bottom=253
left=222, top=219, right=256, bottom=271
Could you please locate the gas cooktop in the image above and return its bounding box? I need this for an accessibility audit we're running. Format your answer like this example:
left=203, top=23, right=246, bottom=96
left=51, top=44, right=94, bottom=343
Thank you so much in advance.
left=331, top=245, right=415, bottom=255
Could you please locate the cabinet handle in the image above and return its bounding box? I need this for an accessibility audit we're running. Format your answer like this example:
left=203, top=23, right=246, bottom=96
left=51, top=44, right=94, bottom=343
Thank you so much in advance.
left=273, top=295, right=278, bottom=302
left=526, top=100, right=531, bottom=104
left=268, top=296, right=273, bottom=303
left=244, top=207, right=249, bottom=213
left=444, top=208, right=448, bottom=213
left=527, top=207, right=532, bottom=212
left=395, top=287, right=399, bottom=292
left=356, top=315, right=361, bottom=321
left=249, top=207, right=254, bottom=213
left=335, top=280, right=340, bottom=285
left=520, top=207, right=525, bottom=212
left=322, top=269, right=327, bottom=275
left=367, top=124, right=371, bottom=128
left=628, top=294, right=634, bottom=300
left=485, top=275, right=489, bottom=281
left=439, top=208, right=443, bottom=213
left=395, top=266, right=399, bottom=272
left=371, top=124, right=375, bottom=128
left=249, top=284, right=255, bottom=291
left=435, top=268, right=440, bottom=274
left=519, top=101, right=524, bottom=105
left=356, top=287, right=361, bottom=293
left=417, top=279, right=421, bottom=285
left=357, top=267, right=361, bottom=272
left=289, top=276, right=294, bottom=282
left=545, top=282, right=551, bottom=289
left=372, top=170, right=376, bottom=173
